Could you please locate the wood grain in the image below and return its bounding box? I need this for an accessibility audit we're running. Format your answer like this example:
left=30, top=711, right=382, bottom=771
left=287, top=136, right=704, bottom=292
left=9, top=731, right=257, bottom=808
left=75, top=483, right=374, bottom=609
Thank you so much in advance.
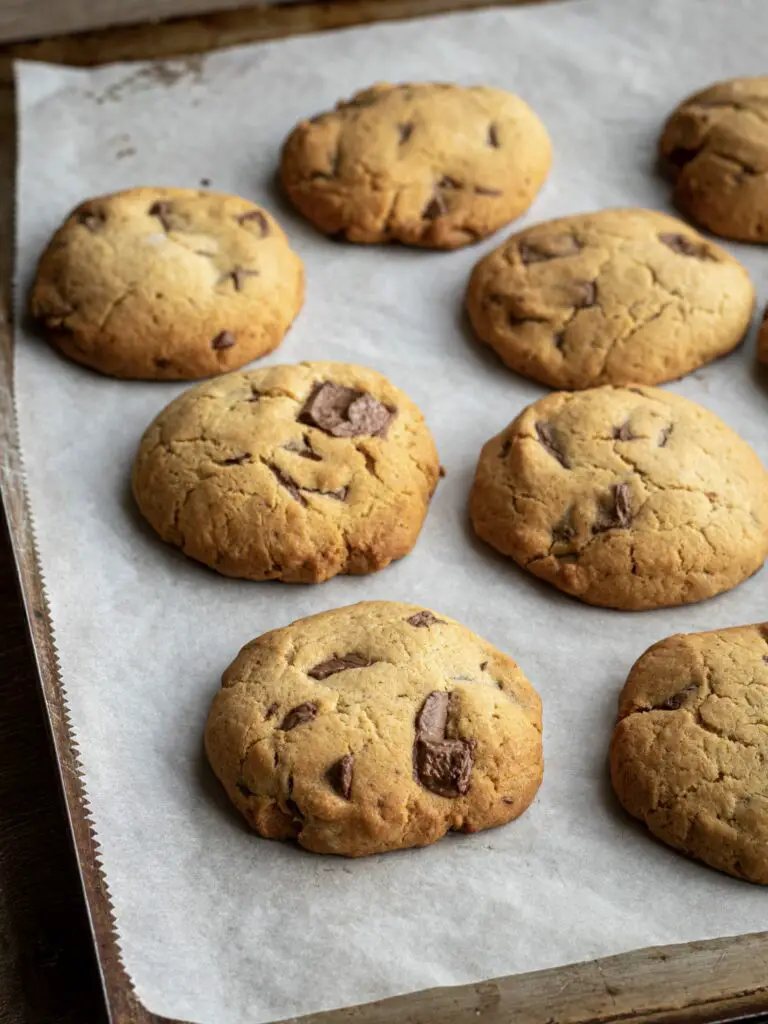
left=1, top=2, right=768, bottom=1024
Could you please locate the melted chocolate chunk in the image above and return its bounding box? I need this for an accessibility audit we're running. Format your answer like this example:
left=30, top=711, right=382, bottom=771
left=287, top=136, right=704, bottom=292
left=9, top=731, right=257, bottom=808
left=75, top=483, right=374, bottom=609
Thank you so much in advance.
left=280, top=702, right=317, bottom=731
left=265, top=463, right=306, bottom=505
left=284, top=437, right=322, bottom=461
left=573, top=280, right=597, bottom=308
left=613, top=421, right=637, bottom=442
left=264, top=702, right=279, bottom=720
left=487, top=123, right=501, bottom=148
left=398, top=122, right=414, bottom=144
left=653, top=683, right=698, bottom=711
left=148, top=200, right=173, bottom=232
left=535, top=421, right=570, bottom=469
left=328, top=754, right=354, bottom=799
left=594, top=483, right=633, bottom=532
left=237, top=210, right=270, bottom=236
left=308, top=653, right=373, bottom=679
left=406, top=610, right=442, bottom=628
left=300, top=382, right=395, bottom=438
left=519, top=235, right=581, bottom=264
left=422, top=194, right=447, bottom=221
left=76, top=208, right=105, bottom=231
left=211, top=330, right=236, bottom=351
left=658, top=232, right=713, bottom=259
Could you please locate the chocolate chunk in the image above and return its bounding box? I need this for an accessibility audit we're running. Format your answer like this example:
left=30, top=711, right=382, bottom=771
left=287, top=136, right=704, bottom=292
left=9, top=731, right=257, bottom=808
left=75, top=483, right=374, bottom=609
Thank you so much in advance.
left=415, top=739, right=475, bottom=798
left=416, top=691, right=451, bottom=742
left=613, top=421, right=637, bottom=442
left=654, top=683, right=698, bottom=711
left=230, top=266, right=259, bottom=291
left=422, top=194, right=447, bottom=221
left=264, top=702, right=279, bottom=720
left=237, top=210, right=270, bottom=236
left=614, top=482, right=632, bottom=527
left=264, top=463, right=306, bottom=505
left=552, top=509, right=576, bottom=544
left=658, top=233, right=713, bottom=259
left=475, top=186, right=503, bottom=196
left=480, top=661, right=489, bottom=672
left=300, top=382, right=395, bottom=438
left=280, top=702, right=317, bottom=731
left=573, top=281, right=597, bottom=308
left=148, top=200, right=173, bottom=232
left=76, top=209, right=104, bottom=231
left=211, top=330, right=236, bottom=350
left=487, top=123, right=500, bottom=148
left=328, top=754, right=354, bottom=799
left=284, top=437, right=322, bottom=462
left=658, top=424, right=673, bottom=447
left=535, top=421, right=570, bottom=469
left=406, top=610, right=442, bottom=629
left=519, top=235, right=581, bottom=264
left=308, top=653, right=373, bottom=680
left=595, top=483, right=633, bottom=532
left=438, top=176, right=461, bottom=190
left=398, top=122, right=414, bottom=144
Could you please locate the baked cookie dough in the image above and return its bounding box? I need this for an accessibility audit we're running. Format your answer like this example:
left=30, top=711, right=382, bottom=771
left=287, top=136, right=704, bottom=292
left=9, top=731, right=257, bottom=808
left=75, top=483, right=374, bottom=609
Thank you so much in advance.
left=660, top=76, right=768, bottom=242
left=465, top=208, right=754, bottom=389
left=205, top=601, right=543, bottom=857
left=280, top=82, right=551, bottom=249
left=469, top=386, right=768, bottom=610
left=132, top=362, right=440, bottom=582
left=30, top=187, right=304, bottom=379
left=611, top=623, right=768, bottom=884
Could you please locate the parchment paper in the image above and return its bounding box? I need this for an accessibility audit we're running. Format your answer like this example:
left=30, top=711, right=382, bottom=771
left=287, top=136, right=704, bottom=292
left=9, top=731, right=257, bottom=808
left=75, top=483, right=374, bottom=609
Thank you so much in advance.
left=12, top=2, right=768, bottom=1022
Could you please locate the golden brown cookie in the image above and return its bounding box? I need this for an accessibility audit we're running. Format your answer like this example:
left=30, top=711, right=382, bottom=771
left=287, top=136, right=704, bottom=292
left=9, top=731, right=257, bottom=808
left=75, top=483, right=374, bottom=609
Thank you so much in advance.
left=205, top=601, right=543, bottom=857
left=611, top=623, right=768, bottom=884
left=469, top=386, right=768, bottom=610
left=30, top=187, right=304, bottom=379
left=660, top=76, right=768, bottom=242
left=132, top=362, right=440, bottom=582
left=465, top=208, right=754, bottom=389
left=280, top=82, right=551, bottom=249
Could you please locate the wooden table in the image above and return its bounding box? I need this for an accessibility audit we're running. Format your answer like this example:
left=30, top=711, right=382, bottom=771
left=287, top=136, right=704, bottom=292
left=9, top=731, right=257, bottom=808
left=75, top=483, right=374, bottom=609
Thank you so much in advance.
left=2, top=2, right=768, bottom=1022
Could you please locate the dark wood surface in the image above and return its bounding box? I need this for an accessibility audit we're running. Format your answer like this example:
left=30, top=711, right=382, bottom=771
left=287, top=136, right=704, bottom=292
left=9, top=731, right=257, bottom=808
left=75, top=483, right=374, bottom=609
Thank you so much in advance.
left=0, top=518, right=107, bottom=1024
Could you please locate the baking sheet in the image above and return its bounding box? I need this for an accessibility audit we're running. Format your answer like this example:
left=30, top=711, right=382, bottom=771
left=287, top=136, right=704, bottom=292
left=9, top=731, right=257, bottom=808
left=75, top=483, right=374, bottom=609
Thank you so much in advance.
left=11, top=1, right=768, bottom=1022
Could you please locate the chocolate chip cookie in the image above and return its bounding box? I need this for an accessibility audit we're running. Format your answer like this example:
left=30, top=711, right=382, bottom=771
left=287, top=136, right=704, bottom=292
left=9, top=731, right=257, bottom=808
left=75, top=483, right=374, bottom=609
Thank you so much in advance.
left=30, top=187, right=304, bottom=379
left=132, top=362, right=440, bottom=582
left=611, top=623, right=768, bottom=884
left=469, top=386, right=768, bottom=610
left=205, top=600, right=543, bottom=857
left=465, top=208, right=754, bottom=389
left=280, top=82, right=551, bottom=249
left=660, top=76, right=768, bottom=242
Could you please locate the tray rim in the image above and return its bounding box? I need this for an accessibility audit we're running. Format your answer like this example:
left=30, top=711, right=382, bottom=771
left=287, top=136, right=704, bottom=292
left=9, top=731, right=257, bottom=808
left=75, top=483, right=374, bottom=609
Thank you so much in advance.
left=1, top=1, right=768, bottom=1021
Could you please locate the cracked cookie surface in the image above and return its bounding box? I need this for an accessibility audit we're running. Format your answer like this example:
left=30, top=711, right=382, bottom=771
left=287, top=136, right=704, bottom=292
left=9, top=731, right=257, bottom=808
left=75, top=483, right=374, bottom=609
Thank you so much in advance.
left=280, top=82, right=551, bottom=249
left=132, top=362, right=440, bottom=582
left=30, top=187, right=304, bottom=379
left=660, top=76, right=768, bottom=242
left=465, top=208, right=754, bottom=389
left=469, top=386, right=768, bottom=610
left=610, top=623, right=768, bottom=884
left=204, top=600, right=543, bottom=856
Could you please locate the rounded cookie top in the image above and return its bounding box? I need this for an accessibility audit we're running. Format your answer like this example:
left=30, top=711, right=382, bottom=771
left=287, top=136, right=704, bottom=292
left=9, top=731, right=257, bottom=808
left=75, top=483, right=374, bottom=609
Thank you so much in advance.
left=469, top=386, right=768, bottom=610
left=611, top=623, right=768, bottom=884
left=280, top=82, right=551, bottom=249
left=465, top=208, right=754, bottom=390
left=660, top=76, right=768, bottom=242
left=204, top=600, right=543, bottom=857
left=30, top=187, right=304, bottom=380
left=132, top=362, right=440, bottom=582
